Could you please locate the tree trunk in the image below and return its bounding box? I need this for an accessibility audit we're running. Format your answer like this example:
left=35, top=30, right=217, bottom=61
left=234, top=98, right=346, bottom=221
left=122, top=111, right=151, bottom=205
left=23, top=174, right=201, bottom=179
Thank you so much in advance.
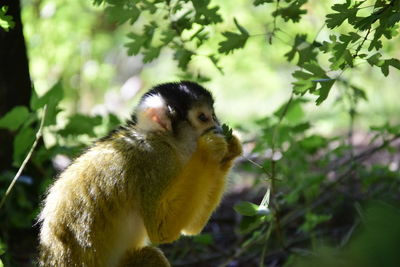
left=0, top=0, right=32, bottom=171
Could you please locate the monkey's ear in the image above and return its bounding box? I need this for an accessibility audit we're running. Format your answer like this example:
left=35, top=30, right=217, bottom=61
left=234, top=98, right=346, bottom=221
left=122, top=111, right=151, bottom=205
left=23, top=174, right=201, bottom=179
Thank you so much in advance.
left=136, top=94, right=172, bottom=132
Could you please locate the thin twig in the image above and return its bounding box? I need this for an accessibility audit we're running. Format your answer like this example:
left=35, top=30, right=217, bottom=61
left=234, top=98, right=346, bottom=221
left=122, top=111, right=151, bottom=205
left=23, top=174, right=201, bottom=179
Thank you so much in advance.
left=313, top=22, right=326, bottom=43
left=0, top=105, right=47, bottom=210
left=268, top=0, right=280, bottom=44
left=269, top=92, right=294, bottom=249
left=243, top=156, right=272, bottom=179
left=353, top=27, right=371, bottom=58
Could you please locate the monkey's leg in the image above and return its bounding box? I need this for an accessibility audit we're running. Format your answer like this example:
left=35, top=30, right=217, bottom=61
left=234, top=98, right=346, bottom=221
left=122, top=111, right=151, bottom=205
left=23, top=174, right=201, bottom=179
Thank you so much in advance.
left=183, top=135, right=243, bottom=235
left=118, top=246, right=170, bottom=267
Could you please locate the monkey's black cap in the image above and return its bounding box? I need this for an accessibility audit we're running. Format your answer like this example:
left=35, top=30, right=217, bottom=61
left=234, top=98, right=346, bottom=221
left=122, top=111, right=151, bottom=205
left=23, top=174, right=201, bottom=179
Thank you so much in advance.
left=141, top=81, right=214, bottom=119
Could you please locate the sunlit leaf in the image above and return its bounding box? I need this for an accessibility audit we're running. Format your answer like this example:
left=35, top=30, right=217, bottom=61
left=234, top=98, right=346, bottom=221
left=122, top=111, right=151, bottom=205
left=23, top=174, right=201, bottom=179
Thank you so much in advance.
left=0, top=5, right=15, bottom=31
left=0, top=106, right=30, bottom=131
left=234, top=201, right=259, bottom=216
left=325, top=0, right=361, bottom=29
left=13, top=127, right=36, bottom=166
left=59, top=114, right=102, bottom=137
left=30, top=81, right=63, bottom=126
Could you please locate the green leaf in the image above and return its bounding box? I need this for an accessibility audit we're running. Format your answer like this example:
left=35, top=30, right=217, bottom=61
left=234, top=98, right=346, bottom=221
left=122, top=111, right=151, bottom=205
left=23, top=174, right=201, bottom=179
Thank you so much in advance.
left=173, top=48, right=194, bottom=70
left=368, top=38, right=383, bottom=51
left=13, top=126, right=36, bottom=166
left=125, top=22, right=158, bottom=56
left=58, top=114, right=102, bottom=137
left=367, top=53, right=400, bottom=76
left=322, top=37, right=355, bottom=70
left=292, top=62, right=334, bottom=105
left=221, top=123, right=233, bottom=140
left=298, top=135, right=328, bottom=153
left=31, top=81, right=63, bottom=110
left=92, top=0, right=104, bottom=5
left=239, top=215, right=270, bottom=235
left=325, top=0, right=361, bottom=29
left=105, top=2, right=140, bottom=25
left=234, top=201, right=259, bottom=216
left=0, top=239, right=6, bottom=255
left=0, top=106, right=30, bottom=131
left=192, top=234, right=214, bottom=245
left=274, top=98, right=307, bottom=124
left=191, top=0, right=222, bottom=25
left=253, top=0, right=274, bottom=6
left=273, top=0, right=307, bottom=23
left=351, top=85, right=368, bottom=101
left=292, top=70, right=317, bottom=94
left=285, top=34, right=318, bottom=67
left=171, top=11, right=193, bottom=34
left=0, top=5, right=15, bottom=32
left=287, top=101, right=305, bottom=124
left=315, top=79, right=335, bottom=105
left=143, top=22, right=158, bottom=43
left=381, top=58, right=400, bottom=76
left=140, top=0, right=158, bottom=14
left=31, top=81, right=63, bottom=126
left=339, top=32, right=361, bottom=43
left=366, top=53, right=384, bottom=67
left=292, top=122, right=311, bottom=133
left=208, top=55, right=224, bottom=74
left=125, top=33, right=146, bottom=55
left=160, top=29, right=175, bottom=45
left=300, top=212, right=332, bottom=232
left=218, top=18, right=249, bottom=54
left=143, top=46, right=162, bottom=63
left=354, top=13, right=380, bottom=31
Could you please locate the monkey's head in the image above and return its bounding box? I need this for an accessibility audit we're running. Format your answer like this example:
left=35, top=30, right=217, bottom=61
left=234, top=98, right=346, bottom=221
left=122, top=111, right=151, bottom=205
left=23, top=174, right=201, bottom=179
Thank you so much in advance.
left=134, top=81, right=221, bottom=138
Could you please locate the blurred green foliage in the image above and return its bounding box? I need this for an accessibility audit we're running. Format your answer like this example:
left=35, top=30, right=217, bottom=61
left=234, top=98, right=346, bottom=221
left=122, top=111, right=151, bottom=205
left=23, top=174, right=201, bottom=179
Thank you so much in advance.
left=0, top=6, right=15, bottom=32
left=291, top=202, right=400, bottom=267
left=0, top=0, right=400, bottom=266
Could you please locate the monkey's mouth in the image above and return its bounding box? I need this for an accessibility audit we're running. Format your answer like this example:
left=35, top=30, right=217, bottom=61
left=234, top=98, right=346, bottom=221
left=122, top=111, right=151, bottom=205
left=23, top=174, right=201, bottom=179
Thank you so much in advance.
left=203, top=125, right=222, bottom=135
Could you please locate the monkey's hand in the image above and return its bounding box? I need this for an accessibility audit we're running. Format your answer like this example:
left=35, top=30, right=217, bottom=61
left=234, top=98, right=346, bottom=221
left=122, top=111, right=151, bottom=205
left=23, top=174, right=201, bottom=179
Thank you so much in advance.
left=198, top=131, right=242, bottom=168
left=222, top=135, right=242, bottom=163
left=198, top=131, right=229, bottom=163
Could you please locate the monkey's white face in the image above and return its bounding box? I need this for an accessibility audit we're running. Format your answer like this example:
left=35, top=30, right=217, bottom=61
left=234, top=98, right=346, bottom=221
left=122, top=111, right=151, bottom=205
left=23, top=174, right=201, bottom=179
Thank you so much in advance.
left=187, top=105, right=220, bottom=137
left=135, top=92, right=220, bottom=139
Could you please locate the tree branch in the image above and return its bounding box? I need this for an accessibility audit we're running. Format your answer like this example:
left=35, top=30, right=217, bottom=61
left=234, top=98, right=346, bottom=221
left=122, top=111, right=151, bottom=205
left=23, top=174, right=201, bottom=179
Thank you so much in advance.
left=0, top=105, right=47, bottom=209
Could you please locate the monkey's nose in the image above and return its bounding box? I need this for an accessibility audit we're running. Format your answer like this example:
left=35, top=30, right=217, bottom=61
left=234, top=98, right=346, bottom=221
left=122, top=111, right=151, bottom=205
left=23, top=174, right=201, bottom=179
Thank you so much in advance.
left=214, top=125, right=223, bottom=134
left=203, top=125, right=223, bottom=135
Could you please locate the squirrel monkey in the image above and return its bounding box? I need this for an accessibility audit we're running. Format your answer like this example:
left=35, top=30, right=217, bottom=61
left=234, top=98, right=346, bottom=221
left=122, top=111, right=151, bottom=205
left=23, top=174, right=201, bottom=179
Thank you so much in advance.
left=38, top=81, right=242, bottom=266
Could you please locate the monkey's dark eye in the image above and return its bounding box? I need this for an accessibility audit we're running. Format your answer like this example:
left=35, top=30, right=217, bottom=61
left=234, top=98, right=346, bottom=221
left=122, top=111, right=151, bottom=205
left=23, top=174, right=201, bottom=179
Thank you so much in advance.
left=198, top=113, right=209, bottom=123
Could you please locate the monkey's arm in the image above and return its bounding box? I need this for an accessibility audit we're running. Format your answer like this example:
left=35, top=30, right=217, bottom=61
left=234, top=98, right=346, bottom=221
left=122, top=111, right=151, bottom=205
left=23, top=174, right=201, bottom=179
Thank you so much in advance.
left=143, top=132, right=232, bottom=244
left=182, top=135, right=242, bottom=235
